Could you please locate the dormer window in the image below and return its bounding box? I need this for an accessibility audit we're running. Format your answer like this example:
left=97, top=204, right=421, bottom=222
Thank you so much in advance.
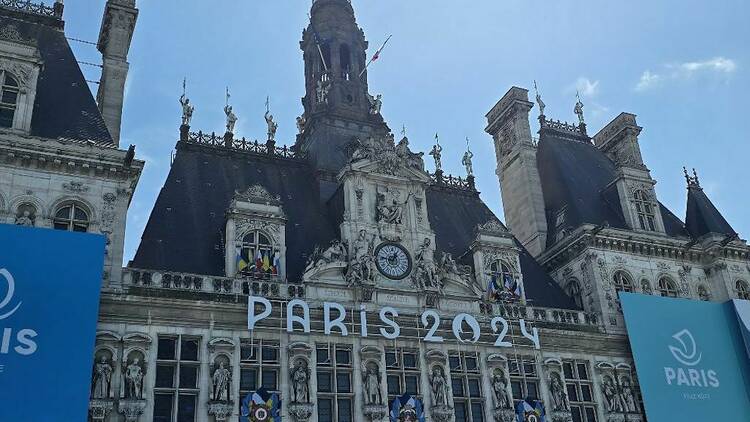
left=633, top=190, right=656, bottom=231
left=0, top=71, right=19, bottom=128
left=237, top=230, right=279, bottom=278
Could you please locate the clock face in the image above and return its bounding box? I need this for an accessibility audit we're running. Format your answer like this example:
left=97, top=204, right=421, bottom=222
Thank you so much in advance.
left=375, top=243, right=412, bottom=280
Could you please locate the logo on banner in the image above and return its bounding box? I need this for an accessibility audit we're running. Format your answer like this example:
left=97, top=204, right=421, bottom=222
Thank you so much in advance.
left=0, top=269, right=22, bottom=320
left=669, top=329, right=702, bottom=366
left=663, top=329, right=718, bottom=389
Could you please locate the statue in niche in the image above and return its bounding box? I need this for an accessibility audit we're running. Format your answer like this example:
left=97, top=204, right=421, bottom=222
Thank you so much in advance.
left=549, top=372, right=569, bottom=411
left=347, top=230, right=376, bottom=286
left=430, top=366, right=449, bottom=407
left=14, top=210, right=34, bottom=226
left=211, top=361, right=232, bottom=402
left=124, top=357, right=144, bottom=399
left=367, top=93, right=383, bottom=115
left=224, top=104, right=238, bottom=134
left=290, top=359, right=311, bottom=403
left=492, top=369, right=511, bottom=409
left=396, top=136, right=425, bottom=171
left=619, top=376, right=638, bottom=412
left=602, top=376, right=623, bottom=412
left=376, top=188, right=406, bottom=225
left=91, top=355, right=113, bottom=399
left=364, top=362, right=382, bottom=405
left=179, top=93, right=194, bottom=126
left=265, top=110, right=278, bottom=141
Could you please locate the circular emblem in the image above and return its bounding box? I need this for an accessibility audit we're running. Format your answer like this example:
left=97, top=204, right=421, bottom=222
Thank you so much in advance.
left=375, top=243, right=412, bottom=280
left=253, top=407, right=269, bottom=421
left=0, top=269, right=21, bottom=320
left=525, top=412, right=540, bottom=422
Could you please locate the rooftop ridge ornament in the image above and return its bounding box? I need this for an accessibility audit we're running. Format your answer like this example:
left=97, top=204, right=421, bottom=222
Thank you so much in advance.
left=264, top=96, right=278, bottom=142
left=574, top=91, right=588, bottom=136
left=684, top=167, right=701, bottom=188
left=534, top=80, right=546, bottom=118
left=462, top=137, right=474, bottom=178
left=430, top=133, right=443, bottom=173
left=224, top=87, right=237, bottom=135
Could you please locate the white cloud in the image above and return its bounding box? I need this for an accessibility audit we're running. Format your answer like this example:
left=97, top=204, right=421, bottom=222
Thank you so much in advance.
left=635, top=70, right=661, bottom=92
left=570, top=77, right=600, bottom=97
left=635, top=57, right=737, bottom=92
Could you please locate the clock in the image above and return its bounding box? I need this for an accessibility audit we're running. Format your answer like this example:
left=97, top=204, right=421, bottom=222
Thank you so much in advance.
left=375, top=243, right=412, bottom=280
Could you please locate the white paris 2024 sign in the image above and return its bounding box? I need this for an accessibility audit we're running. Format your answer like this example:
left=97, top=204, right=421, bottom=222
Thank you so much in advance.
left=247, top=296, right=541, bottom=349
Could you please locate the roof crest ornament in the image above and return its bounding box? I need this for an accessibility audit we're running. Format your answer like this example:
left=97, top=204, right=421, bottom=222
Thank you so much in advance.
left=534, top=80, right=546, bottom=118
left=234, top=184, right=281, bottom=205
left=574, top=91, right=585, bottom=125
left=683, top=167, right=701, bottom=188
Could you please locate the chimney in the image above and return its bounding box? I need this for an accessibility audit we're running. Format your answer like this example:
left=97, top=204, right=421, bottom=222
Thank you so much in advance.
left=96, top=0, right=138, bottom=147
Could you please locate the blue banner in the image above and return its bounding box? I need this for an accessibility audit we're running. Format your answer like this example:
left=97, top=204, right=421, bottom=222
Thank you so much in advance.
left=0, top=225, right=105, bottom=421
left=621, top=293, right=750, bottom=421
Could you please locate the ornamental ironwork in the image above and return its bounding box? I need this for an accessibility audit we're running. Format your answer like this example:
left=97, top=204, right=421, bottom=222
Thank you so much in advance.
left=0, top=0, right=58, bottom=17
left=186, top=131, right=303, bottom=160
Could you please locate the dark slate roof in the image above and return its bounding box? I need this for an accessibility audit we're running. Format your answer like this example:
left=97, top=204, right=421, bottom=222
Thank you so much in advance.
left=685, top=185, right=737, bottom=239
left=131, top=142, right=338, bottom=281
left=537, top=129, right=688, bottom=245
left=426, top=188, right=579, bottom=310
left=132, top=142, right=579, bottom=310
left=0, top=14, right=114, bottom=146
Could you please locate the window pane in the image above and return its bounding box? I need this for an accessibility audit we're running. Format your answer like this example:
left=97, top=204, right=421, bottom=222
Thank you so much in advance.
left=387, top=375, right=400, bottom=395
left=563, top=363, right=575, bottom=379
left=73, top=207, right=87, bottom=221
left=403, top=352, right=417, bottom=369
left=571, top=407, right=583, bottom=422
left=157, top=338, right=177, bottom=360
left=585, top=407, right=597, bottom=422
left=73, top=222, right=88, bottom=233
left=53, top=222, right=68, bottom=231
left=153, top=393, right=174, bottom=422
left=155, top=364, right=175, bottom=388
left=0, top=107, right=13, bottom=128
left=318, top=371, right=333, bottom=392
left=511, top=381, right=523, bottom=399
left=179, top=365, right=198, bottom=389
left=385, top=351, right=397, bottom=367
left=262, top=344, right=278, bottom=362
left=335, top=349, right=351, bottom=366
left=262, top=369, right=278, bottom=390
left=468, top=378, right=481, bottom=397
left=180, top=338, right=199, bottom=361
left=581, top=385, right=593, bottom=402
left=526, top=382, right=539, bottom=400
left=317, top=348, right=330, bottom=365
left=241, top=344, right=257, bottom=361
left=465, top=356, right=478, bottom=371
left=177, top=394, right=196, bottom=422
left=336, top=373, right=351, bottom=393
left=452, top=378, right=465, bottom=397
left=4, top=75, right=18, bottom=87
left=405, top=375, right=419, bottom=395
left=2, top=90, right=18, bottom=105
left=240, top=368, right=257, bottom=391
left=55, top=206, right=71, bottom=220
left=523, top=363, right=536, bottom=376
left=449, top=356, right=461, bottom=370
left=243, top=232, right=255, bottom=244
left=454, top=403, right=467, bottom=422
left=318, top=399, right=333, bottom=422
left=258, top=233, right=270, bottom=245
left=471, top=402, right=485, bottom=422
left=337, top=399, right=352, bottom=422
left=566, top=384, right=579, bottom=402
left=577, top=364, right=588, bottom=380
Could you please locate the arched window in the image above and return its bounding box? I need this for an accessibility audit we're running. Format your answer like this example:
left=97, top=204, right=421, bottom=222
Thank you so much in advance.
left=0, top=71, right=20, bottom=128
left=633, top=190, right=656, bottom=231
left=658, top=277, right=679, bottom=298
left=640, top=279, right=652, bottom=295
left=697, top=285, right=711, bottom=301
left=488, top=260, right=519, bottom=301
left=565, top=279, right=583, bottom=308
left=238, top=230, right=278, bottom=277
left=53, top=203, right=90, bottom=232
left=339, top=44, right=352, bottom=80
left=613, top=271, right=634, bottom=294
left=737, top=280, right=750, bottom=300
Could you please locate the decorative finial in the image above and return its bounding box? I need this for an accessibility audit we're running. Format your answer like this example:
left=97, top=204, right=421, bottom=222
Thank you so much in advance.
left=224, top=87, right=237, bottom=134
left=683, top=167, right=701, bottom=188
left=574, top=91, right=585, bottom=125
left=401, top=124, right=407, bottom=138
left=462, top=137, right=474, bottom=177
left=430, top=133, right=443, bottom=173
left=534, top=80, right=546, bottom=117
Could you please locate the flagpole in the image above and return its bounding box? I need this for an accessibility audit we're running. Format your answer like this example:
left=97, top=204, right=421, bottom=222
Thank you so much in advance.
left=359, top=34, right=392, bottom=78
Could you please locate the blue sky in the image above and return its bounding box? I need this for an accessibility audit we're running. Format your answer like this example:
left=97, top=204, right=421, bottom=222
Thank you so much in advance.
left=64, top=0, right=749, bottom=264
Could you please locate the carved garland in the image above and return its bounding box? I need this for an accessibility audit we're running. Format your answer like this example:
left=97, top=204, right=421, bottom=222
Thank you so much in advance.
left=234, top=219, right=281, bottom=243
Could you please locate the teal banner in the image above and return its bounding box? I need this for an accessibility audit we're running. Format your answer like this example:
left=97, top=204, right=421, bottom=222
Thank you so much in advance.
left=621, top=293, right=750, bottom=421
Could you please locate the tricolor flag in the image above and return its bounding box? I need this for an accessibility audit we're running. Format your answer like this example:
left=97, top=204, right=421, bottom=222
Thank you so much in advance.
left=236, top=247, right=248, bottom=273
left=504, top=273, right=521, bottom=298
left=486, top=275, right=500, bottom=301
left=255, top=249, right=263, bottom=270
left=272, top=251, right=280, bottom=275
left=359, top=34, right=392, bottom=77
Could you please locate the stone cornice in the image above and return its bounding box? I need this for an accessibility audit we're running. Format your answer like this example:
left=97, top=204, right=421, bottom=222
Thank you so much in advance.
left=539, top=224, right=750, bottom=271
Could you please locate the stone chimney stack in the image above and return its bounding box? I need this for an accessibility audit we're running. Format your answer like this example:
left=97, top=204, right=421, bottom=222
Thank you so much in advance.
left=485, top=87, right=548, bottom=256
left=96, top=0, right=138, bottom=147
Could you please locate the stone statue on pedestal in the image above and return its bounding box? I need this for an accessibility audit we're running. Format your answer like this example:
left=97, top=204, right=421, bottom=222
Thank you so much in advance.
left=364, top=363, right=382, bottom=405
left=211, top=361, right=231, bottom=402
left=291, top=360, right=311, bottom=403
left=367, top=93, right=383, bottom=115
left=124, top=358, right=144, bottom=400
left=430, top=140, right=443, bottom=172
left=265, top=111, right=278, bottom=141
left=492, top=370, right=511, bottom=409
left=549, top=372, right=570, bottom=411
left=430, top=366, right=449, bottom=407
left=574, top=92, right=585, bottom=125
left=92, top=356, right=113, bottom=399
left=462, top=147, right=473, bottom=177
left=224, top=105, right=238, bottom=134
left=179, top=94, right=194, bottom=126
